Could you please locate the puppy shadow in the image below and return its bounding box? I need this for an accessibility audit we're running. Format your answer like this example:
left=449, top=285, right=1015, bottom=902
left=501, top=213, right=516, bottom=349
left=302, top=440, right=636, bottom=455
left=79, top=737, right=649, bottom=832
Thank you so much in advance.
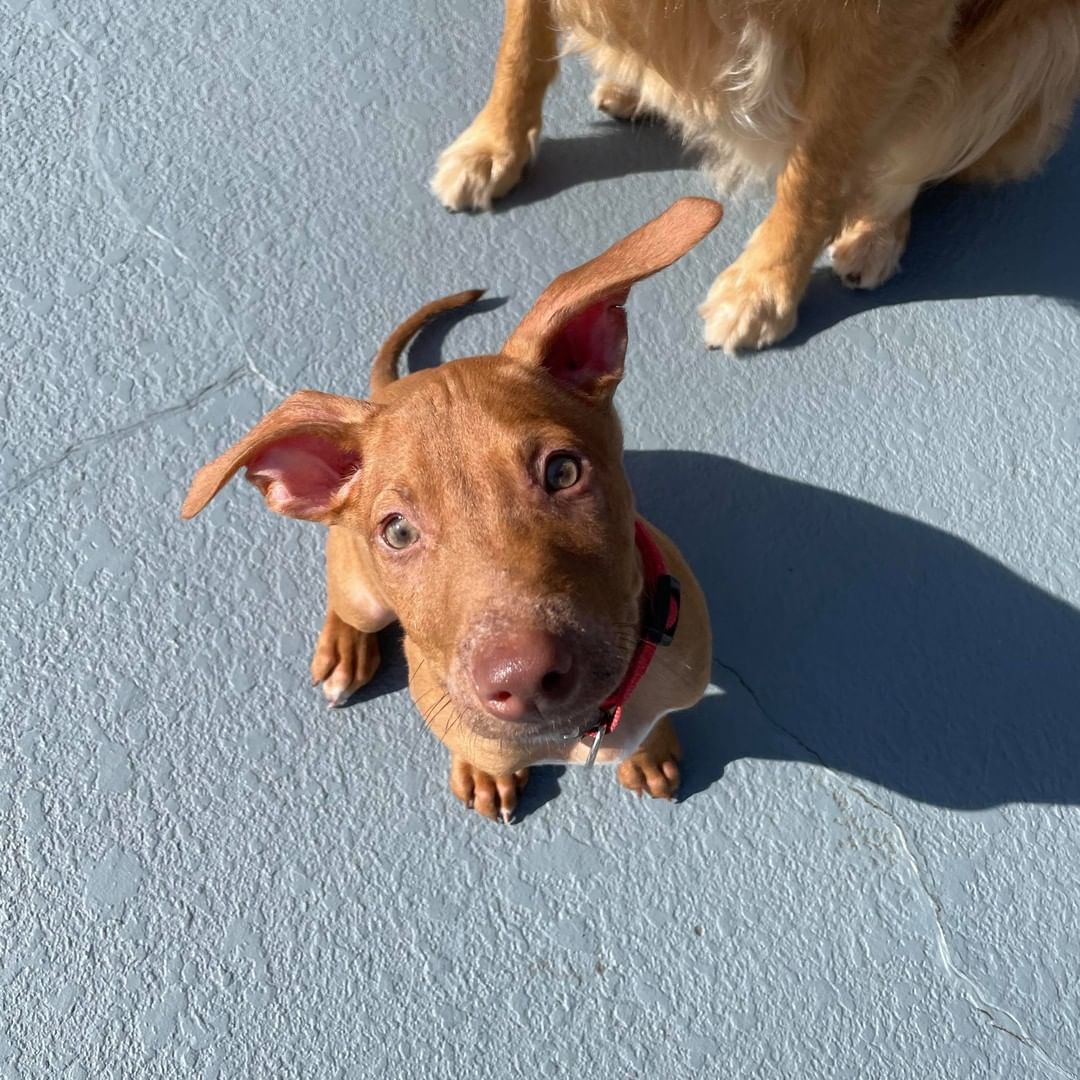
left=626, top=450, right=1080, bottom=810
left=340, top=625, right=409, bottom=707
left=514, top=766, right=567, bottom=821
left=497, top=120, right=695, bottom=211
left=787, top=119, right=1080, bottom=346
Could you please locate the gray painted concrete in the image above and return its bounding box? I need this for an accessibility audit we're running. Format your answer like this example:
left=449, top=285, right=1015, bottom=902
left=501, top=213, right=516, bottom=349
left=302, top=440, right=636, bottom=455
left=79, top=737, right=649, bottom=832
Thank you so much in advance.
left=2, top=2, right=1079, bottom=1077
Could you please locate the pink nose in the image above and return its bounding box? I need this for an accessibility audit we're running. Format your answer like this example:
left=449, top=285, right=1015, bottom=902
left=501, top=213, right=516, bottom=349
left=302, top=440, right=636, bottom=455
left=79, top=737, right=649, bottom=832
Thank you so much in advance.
left=471, top=630, right=578, bottom=721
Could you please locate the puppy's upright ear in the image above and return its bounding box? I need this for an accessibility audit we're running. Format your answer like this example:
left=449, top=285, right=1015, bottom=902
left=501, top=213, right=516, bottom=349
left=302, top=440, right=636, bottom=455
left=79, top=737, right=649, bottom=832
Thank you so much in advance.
left=181, top=390, right=373, bottom=523
left=502, top=197, right=722, bottom=398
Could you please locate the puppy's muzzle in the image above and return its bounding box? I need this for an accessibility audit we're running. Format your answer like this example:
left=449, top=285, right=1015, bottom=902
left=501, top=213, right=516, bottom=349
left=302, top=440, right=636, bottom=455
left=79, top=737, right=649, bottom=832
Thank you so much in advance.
left=470, top=628, right=580, bottom=723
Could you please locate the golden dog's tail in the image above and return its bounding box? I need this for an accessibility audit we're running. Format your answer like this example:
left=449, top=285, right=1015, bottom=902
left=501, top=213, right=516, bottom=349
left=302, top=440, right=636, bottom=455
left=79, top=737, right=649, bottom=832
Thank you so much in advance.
left=369, top=289, right=485, bottom=394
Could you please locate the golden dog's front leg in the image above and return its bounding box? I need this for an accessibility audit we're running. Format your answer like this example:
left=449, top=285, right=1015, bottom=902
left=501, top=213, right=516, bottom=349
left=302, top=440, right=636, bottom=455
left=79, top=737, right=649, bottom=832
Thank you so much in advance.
left=432, top=0, right=559, bottom=211
left=700, top=20, right=934, bottom=353
left=701, top=139, right=853, bottom=352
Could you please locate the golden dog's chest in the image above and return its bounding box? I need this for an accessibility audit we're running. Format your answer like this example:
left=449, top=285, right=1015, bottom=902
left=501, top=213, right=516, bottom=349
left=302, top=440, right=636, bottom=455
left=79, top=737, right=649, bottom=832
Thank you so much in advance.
left=551, top=0, right=802, bottom=180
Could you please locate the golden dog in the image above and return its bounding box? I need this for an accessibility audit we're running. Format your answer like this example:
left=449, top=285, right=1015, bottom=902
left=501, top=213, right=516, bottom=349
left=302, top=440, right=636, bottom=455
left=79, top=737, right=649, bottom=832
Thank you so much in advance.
left=433, top=0, right=1080, bottom=351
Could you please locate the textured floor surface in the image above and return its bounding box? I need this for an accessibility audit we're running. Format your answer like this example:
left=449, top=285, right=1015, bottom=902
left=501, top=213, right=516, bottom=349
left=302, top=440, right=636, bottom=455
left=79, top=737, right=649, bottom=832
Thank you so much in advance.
left=3, top=2, right=1080, bottom=1078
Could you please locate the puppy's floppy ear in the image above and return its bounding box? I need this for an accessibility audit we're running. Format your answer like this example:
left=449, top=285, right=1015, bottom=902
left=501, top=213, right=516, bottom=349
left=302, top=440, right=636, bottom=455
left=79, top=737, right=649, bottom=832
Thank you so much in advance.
left=502, top=197, right=722, bottom=397
left=181, top=390, right=373, bottom=523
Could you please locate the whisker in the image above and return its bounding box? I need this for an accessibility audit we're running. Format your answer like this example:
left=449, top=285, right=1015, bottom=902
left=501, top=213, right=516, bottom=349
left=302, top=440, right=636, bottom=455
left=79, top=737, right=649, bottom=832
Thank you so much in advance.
left=421, top=693, right=450, bottom=731
left=428, top=695, right=456, bottom=733
left=412, top=684, right=446, bottom=711
left=407, top=656, right=429, bottom=688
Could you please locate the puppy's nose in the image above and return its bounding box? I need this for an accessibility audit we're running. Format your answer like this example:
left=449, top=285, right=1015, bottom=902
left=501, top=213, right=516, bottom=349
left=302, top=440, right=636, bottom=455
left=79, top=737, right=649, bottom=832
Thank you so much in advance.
left=471, top=631, right=577, bottom=721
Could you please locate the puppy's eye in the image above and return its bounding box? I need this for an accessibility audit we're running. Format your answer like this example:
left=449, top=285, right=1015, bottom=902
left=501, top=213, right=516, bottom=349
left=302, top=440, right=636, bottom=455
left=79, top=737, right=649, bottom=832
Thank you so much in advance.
left=381, top=514, right=420, bottom=550
left=544, top=453, right=581, bottom=492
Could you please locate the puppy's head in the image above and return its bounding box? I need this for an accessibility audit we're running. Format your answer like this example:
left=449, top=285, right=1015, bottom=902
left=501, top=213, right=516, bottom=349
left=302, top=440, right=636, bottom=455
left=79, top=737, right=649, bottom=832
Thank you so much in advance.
left=182, top=198, right=721, bottom=750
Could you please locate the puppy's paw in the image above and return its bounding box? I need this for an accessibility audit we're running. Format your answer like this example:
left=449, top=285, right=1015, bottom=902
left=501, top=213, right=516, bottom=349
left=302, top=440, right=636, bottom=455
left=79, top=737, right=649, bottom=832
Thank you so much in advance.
left=310, top=612, right=380, bottom=707
left=829, top=217, right=908, bottom=290
left=591, top=79, right=642, bottom=121
left=700, top=262, right=798, bottom=354
left=450, top=757, right=529, bottom=824
left=431, top=121, right=538, bottom=211
left=616, top=723, right=681, bottom=800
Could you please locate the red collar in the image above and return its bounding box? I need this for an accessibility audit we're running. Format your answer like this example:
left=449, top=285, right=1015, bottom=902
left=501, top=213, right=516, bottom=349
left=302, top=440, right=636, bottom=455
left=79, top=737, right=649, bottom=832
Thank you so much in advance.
left=585, top=520, right=681, bottom=758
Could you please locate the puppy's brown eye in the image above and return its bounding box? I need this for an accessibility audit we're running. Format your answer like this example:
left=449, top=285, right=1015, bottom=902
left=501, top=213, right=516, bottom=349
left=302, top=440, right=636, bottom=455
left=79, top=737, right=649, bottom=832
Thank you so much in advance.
left=544, top=453, right=581, bottom=492
left=381, top=514, right=420, bottom=550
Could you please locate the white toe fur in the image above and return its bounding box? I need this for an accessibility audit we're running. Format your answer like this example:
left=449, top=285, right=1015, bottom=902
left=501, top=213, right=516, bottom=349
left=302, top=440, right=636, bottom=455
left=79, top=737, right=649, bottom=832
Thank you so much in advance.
left=431, top=124, right=539, bottom=211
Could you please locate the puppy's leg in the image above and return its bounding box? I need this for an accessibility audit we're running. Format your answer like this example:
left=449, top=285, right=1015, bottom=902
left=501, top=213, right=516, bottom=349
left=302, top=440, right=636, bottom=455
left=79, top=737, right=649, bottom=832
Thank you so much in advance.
left=450, top=756, right=530, bottom=824
left=310, top=610, right=381, bottom=707
left=432, top=0, right=558, bottom=211
left=700, top=24, right=941, bottom=352
left=616, top=715, right=682, bottom=800
left=312, top=527, right=394, bottom=707
left=402, top=635, right=531, bottom=823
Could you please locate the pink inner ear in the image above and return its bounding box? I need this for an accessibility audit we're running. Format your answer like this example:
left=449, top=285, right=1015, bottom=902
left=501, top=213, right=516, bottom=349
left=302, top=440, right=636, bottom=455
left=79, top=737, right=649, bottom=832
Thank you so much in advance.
left=245, top=434, right=361, bottom=520
left=543, top=291, right=629, bottom=389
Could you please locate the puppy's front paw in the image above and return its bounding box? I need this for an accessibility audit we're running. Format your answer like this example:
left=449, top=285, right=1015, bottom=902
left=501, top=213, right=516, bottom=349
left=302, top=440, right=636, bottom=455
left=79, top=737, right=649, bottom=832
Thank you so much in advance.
left=310, top=612, right=380, bottom=707
left=700, top=262, right=799, bottom=354
left=431, top=121, right=538, bottom=211
left=616, top=721, right=681, bottom=799
left=829, top=216, right=908, bottom=290
left=450, top=757, right=529, bottom=824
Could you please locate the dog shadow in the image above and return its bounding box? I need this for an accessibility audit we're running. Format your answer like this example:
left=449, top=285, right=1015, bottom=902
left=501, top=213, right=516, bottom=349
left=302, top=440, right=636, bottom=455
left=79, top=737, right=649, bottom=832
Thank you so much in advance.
left=789, top=120, right=1080, bottom=345
left=352, top=301, right=1080, bottom=817
left=347, top=448, right=1080, bottom=815
left=479, top=112, right=1080, bottom=331
left=496, top=119, right=695, bottom=211
left=406, top=295, right=509, bottom=373
left=625, top=450, right=1080, bottom=810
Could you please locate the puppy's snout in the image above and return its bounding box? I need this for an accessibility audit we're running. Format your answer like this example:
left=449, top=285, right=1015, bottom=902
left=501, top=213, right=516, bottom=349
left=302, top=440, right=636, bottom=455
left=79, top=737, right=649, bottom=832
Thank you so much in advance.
left=471, top=630, right=578, bottom=721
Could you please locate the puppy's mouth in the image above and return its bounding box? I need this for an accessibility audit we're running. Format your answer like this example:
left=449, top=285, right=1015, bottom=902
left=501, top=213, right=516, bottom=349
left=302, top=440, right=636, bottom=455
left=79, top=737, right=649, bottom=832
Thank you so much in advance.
left=416, top=693, right=611, bottom=750
left=462, top=701, right=614, bottom=746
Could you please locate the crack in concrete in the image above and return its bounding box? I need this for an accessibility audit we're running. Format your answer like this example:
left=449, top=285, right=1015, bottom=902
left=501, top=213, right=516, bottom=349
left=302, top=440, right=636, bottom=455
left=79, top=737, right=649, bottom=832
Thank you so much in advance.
left=43, top=11, right=286, bottom=398
left=0, top=365, right=251, bottom=499
left=714, top=654, right=1078, bottom=1080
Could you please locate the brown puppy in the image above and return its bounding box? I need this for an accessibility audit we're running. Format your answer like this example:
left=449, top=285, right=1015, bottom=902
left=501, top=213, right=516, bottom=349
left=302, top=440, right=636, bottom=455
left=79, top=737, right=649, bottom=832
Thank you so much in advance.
left=182, top=198, right=721, bottom=823
left=432, top=0, right=1080, bottom=352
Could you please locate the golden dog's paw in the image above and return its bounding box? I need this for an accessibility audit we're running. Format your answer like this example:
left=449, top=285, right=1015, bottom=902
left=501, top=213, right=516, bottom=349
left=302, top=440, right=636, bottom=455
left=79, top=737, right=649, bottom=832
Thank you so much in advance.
left=431, top=121, right=538, bottom=211
left=829, top=217, right=908, bottom=290
left=700, top=263, right=799, bottom=353
left=591, top=79, right=642, bottom=121
left=450, top=757, right=530, bottom=824
left=616, top=720, right=682, bottom=799
left=310, top=612, right=381, bottom=707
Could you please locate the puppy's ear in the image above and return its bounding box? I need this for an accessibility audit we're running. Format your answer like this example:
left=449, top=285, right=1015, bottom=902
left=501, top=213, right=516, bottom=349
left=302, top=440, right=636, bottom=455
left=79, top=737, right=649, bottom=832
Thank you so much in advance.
left=181, top=390, right=373, bottom=523
left=502, top=197, right=722, bottom=397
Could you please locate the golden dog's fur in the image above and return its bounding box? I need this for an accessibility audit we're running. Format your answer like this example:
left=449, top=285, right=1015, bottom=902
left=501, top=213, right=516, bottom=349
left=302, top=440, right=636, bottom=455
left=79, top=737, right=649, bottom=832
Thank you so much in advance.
left=433, top=0, right=1080, bottom=351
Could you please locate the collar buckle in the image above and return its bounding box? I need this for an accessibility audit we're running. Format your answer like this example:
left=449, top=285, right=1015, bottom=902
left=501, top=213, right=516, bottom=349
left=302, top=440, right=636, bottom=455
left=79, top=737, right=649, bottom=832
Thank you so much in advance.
left=583, top=705, right=616, bottom=768
left=583, top=723, right=606, bottom=768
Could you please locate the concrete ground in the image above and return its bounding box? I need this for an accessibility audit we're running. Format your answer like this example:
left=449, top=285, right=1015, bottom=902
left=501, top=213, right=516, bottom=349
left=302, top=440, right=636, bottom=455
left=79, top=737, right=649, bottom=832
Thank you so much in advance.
left=2, top=2, right=1079, bottom=1077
